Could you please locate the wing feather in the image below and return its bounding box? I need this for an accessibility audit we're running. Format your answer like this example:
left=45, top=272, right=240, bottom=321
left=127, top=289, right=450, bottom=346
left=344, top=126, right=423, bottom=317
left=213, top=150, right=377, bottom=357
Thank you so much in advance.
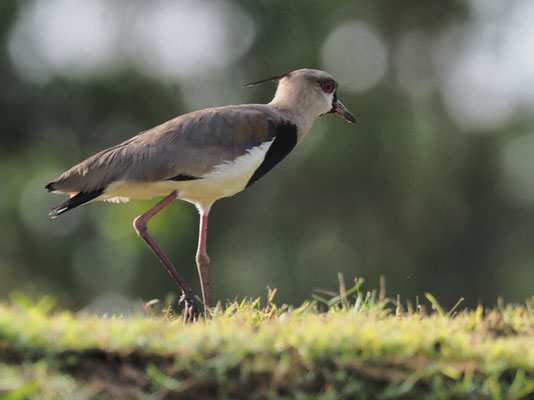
left=46, top=105, right=282, bottom=194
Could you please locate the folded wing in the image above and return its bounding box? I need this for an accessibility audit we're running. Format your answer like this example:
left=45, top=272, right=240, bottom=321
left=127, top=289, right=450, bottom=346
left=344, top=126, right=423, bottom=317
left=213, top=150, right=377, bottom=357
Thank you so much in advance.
left=46, top=105, right=286, bottom=196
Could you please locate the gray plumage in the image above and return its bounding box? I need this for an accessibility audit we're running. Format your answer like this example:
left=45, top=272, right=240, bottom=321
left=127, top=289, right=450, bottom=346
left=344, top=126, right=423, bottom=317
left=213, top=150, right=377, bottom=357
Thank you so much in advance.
left=47, top=105, right=283, bottom=194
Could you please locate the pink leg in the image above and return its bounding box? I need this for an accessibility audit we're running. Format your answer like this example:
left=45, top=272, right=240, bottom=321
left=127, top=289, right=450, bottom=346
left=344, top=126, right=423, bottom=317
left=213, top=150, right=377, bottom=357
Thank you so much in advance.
left=196, top=211, right=211, bottom=310
left=133, top=191, right=199, bottom=318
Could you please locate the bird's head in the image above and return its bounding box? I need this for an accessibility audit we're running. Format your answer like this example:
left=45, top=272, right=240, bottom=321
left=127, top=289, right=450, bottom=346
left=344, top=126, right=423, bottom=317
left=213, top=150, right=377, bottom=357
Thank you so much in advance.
left=244, top=69, right=356, bottom=124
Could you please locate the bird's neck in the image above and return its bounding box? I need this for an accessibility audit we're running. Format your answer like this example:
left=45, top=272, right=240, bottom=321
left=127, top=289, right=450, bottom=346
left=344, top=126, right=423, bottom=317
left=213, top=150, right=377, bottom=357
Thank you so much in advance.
left=269, top=97, right=320, bottom=142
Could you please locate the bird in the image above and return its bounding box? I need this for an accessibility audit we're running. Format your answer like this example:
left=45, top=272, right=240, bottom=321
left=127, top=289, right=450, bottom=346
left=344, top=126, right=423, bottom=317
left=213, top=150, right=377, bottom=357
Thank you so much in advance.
left=45, top=68, right=356, bottom=319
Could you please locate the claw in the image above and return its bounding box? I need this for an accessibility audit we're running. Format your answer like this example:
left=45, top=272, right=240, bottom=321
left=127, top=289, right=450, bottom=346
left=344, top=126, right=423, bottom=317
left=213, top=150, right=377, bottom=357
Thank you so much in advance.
left=179, top=292, right=202, bottom=322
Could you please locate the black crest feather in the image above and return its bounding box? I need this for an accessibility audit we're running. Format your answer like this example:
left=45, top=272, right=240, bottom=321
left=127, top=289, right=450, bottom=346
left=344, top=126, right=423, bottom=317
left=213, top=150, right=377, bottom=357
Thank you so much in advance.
left=242, top=72, right=289, bottom=88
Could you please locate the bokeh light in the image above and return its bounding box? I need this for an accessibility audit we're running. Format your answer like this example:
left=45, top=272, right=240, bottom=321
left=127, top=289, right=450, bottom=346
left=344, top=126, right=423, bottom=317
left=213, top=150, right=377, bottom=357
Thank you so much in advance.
left=8, top=0, right=255, bottom=83
left=8, top=0, right=117, bottom=83
left=321, top=21, right=387, bottom=93
left=437, top=0, right=534, bottom=131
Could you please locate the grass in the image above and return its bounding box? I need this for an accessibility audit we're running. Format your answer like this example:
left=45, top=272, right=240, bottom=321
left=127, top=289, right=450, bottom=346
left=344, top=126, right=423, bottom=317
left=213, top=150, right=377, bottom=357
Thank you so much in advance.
left=1, top=277, right=534, bottom=399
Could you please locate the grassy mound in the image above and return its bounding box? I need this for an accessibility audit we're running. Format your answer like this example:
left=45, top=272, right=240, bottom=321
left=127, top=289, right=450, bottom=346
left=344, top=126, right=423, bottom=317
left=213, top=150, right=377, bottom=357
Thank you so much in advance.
left=1, top=279, right=534, bottom=399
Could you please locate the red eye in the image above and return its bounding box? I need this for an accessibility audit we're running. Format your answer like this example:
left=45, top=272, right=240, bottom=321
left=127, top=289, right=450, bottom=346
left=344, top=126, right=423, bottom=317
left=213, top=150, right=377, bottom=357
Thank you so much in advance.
left=321, top=80, right=335, bottom=94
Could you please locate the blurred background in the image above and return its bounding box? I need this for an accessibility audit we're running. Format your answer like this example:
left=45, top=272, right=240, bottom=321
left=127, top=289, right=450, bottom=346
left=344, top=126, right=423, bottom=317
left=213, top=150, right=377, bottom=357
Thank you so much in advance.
left=1, top=0, right=534, bottom=313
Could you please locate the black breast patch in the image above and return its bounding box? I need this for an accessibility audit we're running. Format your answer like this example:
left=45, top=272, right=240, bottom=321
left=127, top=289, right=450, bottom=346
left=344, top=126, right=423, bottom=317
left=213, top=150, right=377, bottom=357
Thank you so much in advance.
left=246, top=120, right=298, bottom=188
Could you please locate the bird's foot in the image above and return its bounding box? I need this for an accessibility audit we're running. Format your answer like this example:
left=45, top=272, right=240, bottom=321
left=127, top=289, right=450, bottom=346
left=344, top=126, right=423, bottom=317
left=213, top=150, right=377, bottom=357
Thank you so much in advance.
left=179, top=292, right=202, bottom=323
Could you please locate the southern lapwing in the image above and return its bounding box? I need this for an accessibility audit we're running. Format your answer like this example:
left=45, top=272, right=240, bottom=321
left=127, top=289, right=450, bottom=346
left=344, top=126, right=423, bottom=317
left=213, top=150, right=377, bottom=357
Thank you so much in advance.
left=46, top=69, right=355, bottom=319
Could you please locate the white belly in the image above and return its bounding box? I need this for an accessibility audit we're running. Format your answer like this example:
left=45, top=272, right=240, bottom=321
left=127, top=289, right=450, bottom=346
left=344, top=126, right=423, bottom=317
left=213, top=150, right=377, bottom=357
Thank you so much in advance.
left=103, top=139, right=274, bottom=208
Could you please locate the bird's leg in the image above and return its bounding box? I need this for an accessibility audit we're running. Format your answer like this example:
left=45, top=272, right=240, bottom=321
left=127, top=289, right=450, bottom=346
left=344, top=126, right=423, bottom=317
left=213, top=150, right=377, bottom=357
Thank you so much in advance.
left=133, top=190, right=200, bottom=321
left=196, top=210, right=211, bottom=315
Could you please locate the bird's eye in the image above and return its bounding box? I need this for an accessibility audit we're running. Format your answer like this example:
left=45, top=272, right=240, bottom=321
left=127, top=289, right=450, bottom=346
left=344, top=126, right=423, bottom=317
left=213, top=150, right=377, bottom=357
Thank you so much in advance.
left=321, top=80, right=335, bottom=94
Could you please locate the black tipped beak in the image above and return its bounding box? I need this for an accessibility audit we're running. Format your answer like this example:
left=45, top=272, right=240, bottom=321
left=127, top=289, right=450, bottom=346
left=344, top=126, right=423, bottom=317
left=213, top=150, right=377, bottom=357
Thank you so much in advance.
left=331, top=98, right=356, bottom=124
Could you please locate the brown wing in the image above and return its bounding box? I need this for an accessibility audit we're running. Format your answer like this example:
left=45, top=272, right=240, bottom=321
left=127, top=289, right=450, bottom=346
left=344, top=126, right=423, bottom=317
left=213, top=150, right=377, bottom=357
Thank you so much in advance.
left=46, top=105, right=282, bottom=195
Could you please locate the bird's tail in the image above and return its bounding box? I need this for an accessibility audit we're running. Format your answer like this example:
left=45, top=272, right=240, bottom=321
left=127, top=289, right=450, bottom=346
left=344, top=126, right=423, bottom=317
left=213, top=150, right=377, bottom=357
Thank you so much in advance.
left=47, top=186, right=105, bottom=218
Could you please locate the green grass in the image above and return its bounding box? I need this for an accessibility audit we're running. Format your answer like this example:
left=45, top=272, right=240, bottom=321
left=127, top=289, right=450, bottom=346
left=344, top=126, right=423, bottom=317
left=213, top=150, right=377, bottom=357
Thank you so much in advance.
left=1, top=278, right=534, bottom=399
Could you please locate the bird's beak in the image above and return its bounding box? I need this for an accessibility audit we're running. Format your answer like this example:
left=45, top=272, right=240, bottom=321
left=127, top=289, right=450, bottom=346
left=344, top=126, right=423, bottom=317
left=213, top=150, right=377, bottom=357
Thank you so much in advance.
left=331, top=97, right=356, bottom=124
